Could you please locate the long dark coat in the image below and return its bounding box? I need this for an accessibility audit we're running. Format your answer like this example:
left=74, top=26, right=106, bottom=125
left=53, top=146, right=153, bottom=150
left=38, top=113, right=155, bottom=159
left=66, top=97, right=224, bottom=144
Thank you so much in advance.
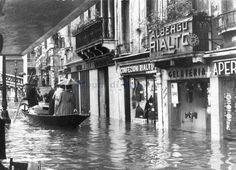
left=56, top=90, right=76, bottom=116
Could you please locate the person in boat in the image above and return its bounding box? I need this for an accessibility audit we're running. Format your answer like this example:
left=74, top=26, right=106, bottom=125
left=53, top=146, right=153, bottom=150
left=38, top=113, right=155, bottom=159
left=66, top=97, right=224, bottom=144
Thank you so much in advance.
left=52, top=84, right=64, bottom=114
left=55, top=85, right=76, bottom=116
left=44, top=86, right=55, bottom=115
left=25, top=82, right=40, bottom=108
left=36, top=87, right=43, bottom=102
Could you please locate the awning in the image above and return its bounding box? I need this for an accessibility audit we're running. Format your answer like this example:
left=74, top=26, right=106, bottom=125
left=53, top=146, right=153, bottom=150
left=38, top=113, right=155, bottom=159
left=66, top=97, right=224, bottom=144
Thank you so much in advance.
left=204, top=47, right=236, bottom=58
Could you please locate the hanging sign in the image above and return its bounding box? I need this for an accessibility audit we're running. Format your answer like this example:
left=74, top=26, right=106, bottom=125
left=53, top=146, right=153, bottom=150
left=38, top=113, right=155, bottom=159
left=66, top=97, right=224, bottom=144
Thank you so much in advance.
left=171, top=82, right=179, bottom=107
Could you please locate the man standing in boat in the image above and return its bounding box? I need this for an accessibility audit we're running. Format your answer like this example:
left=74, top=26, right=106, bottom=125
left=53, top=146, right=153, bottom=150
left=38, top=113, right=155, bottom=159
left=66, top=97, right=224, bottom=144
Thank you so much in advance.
left=56, top=85, right=76, bottom=116
left=25, top=78, right=41, bottom=108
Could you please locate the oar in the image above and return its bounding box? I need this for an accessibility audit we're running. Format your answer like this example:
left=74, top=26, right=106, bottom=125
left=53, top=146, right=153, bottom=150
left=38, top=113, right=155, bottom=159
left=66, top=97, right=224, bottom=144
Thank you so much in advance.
left=12, top=98, right=24, bottom=122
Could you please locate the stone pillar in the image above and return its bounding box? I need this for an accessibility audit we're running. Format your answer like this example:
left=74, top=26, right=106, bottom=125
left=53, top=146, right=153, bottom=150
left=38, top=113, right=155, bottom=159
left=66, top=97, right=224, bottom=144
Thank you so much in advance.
left=107, top=0, right=114, bottom=38
left=210, top=76, right=222, bottom=140
left=156, top=72, right=163, bottom=128
left=162, top=69, right=170, bottom=130
left=1, top=55, right=10, bottom=123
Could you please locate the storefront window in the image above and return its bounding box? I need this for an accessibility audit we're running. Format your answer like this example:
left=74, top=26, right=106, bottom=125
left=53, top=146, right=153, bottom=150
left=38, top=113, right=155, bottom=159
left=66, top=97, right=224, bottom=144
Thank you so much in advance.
left=130, top=76, right=157, bottom=121
left=221, top=77, right=236, bottom=139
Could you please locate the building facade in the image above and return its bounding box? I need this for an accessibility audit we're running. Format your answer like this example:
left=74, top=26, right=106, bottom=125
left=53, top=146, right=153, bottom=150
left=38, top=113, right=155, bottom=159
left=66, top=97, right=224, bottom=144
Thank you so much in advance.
left=22, top=0, right=236, bottom=140
left=204, top=0, right=236, bottom=140
left=114, top=0, right=159, bottom=124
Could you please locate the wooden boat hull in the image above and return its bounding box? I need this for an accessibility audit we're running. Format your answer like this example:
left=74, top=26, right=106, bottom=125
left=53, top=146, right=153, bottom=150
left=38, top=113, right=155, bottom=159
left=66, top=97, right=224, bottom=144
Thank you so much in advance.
left=23, top=111, right=89, bottom=128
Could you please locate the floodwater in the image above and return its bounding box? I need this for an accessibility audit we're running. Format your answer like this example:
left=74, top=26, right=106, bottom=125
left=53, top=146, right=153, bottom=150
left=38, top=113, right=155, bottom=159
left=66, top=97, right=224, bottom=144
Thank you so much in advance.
left=2, top=106, right=236, bottom=170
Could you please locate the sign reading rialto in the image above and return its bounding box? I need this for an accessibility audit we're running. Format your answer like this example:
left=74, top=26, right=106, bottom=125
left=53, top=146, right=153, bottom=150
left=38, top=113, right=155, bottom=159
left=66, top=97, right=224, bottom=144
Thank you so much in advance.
left=213, top=59, right=236, bottom=76
left=150, top=16, right=193, bottom=57
left=120, top=63, right=157, bottom=74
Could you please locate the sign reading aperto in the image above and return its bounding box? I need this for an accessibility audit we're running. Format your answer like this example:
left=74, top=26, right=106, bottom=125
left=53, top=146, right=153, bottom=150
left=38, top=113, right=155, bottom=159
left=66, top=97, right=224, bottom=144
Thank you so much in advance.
left=213, top=60, right=236, bottom=76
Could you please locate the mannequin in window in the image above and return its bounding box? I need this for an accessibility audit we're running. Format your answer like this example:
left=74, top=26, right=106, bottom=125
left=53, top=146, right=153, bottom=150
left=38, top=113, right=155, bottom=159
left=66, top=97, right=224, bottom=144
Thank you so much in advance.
left=144, top=95, right=155, bottom=119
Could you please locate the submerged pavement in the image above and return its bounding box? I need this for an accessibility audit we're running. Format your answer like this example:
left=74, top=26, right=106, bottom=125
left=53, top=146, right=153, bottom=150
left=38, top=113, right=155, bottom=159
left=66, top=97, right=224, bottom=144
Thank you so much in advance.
left=1, top=102, right=236, bottom=170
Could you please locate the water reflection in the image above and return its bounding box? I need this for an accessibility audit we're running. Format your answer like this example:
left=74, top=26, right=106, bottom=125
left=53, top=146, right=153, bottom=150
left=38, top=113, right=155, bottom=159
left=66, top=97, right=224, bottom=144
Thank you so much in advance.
left=2, top=114, right=236, bottom=169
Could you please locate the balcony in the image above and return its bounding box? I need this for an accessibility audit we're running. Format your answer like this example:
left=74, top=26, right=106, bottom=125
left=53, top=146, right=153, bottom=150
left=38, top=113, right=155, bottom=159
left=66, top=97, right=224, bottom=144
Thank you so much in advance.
left=218, top=10, right=236, bottom=34
left=73, top=17, right=115, bottom=52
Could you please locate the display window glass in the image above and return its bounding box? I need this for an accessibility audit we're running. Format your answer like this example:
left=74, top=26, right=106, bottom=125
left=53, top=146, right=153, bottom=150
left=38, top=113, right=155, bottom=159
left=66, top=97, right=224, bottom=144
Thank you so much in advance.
left=221, top=77, right=236, bottom=139
left=129, top=76, right=157, bottom=121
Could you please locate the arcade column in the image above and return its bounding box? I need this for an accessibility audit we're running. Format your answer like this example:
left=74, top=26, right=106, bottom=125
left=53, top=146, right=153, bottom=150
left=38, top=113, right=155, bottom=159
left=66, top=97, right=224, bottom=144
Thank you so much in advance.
left=210, top=76, right=222, bottom=140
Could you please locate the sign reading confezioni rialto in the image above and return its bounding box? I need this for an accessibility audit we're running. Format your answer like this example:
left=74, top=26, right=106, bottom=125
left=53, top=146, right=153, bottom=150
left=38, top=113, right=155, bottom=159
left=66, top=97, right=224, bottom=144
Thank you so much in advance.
left=120, top=63, right=157, bottom=74
left=149, top=16, right=195, bottom=58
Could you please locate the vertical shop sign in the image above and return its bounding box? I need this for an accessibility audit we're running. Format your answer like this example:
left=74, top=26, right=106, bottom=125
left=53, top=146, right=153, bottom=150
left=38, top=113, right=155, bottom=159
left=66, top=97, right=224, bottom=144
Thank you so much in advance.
left=171, top=83, right=179, bottom=107
left=224, top=93, right=232, bottom=130
left=130, top=78, right=135, bottom=88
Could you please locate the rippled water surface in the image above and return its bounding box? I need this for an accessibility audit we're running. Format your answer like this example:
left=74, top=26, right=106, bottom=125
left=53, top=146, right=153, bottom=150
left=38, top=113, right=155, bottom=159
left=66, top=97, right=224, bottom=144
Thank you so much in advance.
left=3, top=112, right=236, bottom=170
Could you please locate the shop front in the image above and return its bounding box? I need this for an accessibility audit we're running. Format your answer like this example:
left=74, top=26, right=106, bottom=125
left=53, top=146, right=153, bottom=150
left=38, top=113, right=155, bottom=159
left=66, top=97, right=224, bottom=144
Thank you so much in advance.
left=168, top=65, right=210, bottom=133
left=67, top=53, right=114, bottom=117
left=149, top=14, right=211, bottom=131
left=211, top=58, right=236, bottom=139
left=120, top=63, right=158, bottom=123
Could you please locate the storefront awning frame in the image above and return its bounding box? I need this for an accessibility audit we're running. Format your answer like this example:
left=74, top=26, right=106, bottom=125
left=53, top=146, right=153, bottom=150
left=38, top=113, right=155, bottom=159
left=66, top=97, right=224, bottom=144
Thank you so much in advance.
left=204, top=47, right=236, bottom=58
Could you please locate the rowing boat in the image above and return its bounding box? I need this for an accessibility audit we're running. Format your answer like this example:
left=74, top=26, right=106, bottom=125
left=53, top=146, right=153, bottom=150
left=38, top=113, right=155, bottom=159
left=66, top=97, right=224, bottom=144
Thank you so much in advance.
left=21, top=104, right=89, bottom=128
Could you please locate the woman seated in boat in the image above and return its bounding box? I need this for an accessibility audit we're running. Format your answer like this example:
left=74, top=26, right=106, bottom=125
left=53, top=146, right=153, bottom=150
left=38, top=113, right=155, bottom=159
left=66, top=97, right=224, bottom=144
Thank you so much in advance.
left=55, top=85, right=76, bottom=116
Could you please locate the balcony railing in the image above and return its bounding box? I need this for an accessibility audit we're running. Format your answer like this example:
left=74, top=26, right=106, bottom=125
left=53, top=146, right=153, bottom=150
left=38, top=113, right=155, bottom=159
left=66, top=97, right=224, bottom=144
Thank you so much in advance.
left=74, top=17, right=115, bottom=50
left=218, top=10, right=236, bottom=33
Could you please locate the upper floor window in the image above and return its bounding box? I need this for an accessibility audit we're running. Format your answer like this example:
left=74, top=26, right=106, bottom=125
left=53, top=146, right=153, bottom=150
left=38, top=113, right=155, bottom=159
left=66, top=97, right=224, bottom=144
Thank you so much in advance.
left=95, top=2, right=101, bottom=18
left=222, top=0, right=236, bottom=13
left=52, top=33, right=65, bottom=48
left=88, top=8, right=91, bottom=20
left=167, top=0, right=192, bottom=22
left=58, top=37, right=65, bottom=48
left=45, top=40, right=47, bottom=49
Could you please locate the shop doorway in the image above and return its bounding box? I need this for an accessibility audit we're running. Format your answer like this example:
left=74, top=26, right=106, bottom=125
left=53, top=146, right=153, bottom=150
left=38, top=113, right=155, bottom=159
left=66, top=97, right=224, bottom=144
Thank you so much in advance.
left=80, top=70, right=90, bottom=114
left=98, top=67, right=109, bottom=118
left=124, top=76, right=131, bottom=122
left=126, top=75, right=157, bottom=123
left=170, top=79, right=209, bottom=133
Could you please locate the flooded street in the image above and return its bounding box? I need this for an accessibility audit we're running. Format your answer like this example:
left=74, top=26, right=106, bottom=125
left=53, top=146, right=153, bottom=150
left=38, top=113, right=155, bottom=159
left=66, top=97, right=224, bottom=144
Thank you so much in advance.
left=2, top=105, right=236, bottom=170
